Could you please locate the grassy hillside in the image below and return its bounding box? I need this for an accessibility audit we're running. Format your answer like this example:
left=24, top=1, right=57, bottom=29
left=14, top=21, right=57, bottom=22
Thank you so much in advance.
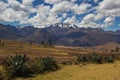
left=17, top=61, right=120, bottom=80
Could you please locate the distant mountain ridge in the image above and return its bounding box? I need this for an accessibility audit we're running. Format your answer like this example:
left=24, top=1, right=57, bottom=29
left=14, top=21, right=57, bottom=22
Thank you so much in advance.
left=0, top=23, right=120, bottom=47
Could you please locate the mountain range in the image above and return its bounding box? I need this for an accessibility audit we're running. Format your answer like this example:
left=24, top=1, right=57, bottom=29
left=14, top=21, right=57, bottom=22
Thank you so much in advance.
left=0, top=23, right=120, bottom=47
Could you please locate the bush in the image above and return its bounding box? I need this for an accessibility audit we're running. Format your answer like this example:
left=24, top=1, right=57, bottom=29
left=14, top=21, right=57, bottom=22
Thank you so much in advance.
left=28, top=58, right=45, bottom=74
left=3, top=54, right=31, bottom=77
left=105, top=55, right=115, bottom=63
left=89, top=53, right=103, bottom=63
left=42, top=56, right=59, bottom=71
left=77, top=54, right=87, bottom=63
left=95, top=55, right=103, bottom=63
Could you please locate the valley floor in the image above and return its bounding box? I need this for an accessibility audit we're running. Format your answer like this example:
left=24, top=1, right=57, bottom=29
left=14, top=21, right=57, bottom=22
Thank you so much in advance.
left=17, top=61, right=120, bottom=80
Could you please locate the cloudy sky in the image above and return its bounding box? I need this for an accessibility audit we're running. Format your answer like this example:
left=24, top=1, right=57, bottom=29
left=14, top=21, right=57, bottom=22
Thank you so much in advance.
left=0, top=0, right=120, bottom=30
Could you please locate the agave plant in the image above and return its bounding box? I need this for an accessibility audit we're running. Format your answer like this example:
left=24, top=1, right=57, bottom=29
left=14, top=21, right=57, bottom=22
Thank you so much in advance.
left=105, top=55, right=115, bottom=63
left=77, top=54, right=88, bottom=63
left=95, top=55, right=103, bottom=63
left=89, top=53, right=98, bottom=62
left=28, top=58, right=45, bottom=74
left=42, top=56, right=59, bottom=71
left=89, top=53, right=103, bottom=63
left=4, top=54, right=30, bottom=77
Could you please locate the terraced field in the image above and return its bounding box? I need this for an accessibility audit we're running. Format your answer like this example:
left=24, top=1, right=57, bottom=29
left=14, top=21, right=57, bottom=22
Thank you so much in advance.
left=0, top=40, right=120, bottom=63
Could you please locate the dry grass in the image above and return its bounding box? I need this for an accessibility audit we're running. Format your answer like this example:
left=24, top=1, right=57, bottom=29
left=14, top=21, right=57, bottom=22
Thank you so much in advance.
left=16, top=61, right=120, bottom=80
left=0, top=40, right=120, bottom=63
left=0, top=40, right=120, bottom=80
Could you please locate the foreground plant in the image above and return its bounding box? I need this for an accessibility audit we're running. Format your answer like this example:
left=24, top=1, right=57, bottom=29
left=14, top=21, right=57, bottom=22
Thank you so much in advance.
left=28, top=58, right=45, bottom=74
left=77, top=54, right=88, bottom=63
left=42, top=56, right=60, bottom=71
left=105, top=55, right=115, bottom=63
left=28, top=56, right=60, bottom=74
left=3, top=54, right=31, bottom=77
left=89, top=53, right=103, bottom=63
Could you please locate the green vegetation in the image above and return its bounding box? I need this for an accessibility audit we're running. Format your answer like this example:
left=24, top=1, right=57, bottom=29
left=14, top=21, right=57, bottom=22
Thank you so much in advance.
left=77, top=53, right=115, bottom=64
left=105, top=55, right=115, bottom=63
left=3, top=54, right=30, bottom=78
left=77, top=54, right=88, bottom=63
left=41, top=56, right=59, bottom=71
left=28, top=58, right=45, bottom=74
left=0, top=54, right=59, bottom=80
left=89, top=53, right=103, bottom=63
left=29, top=56, right=59, bottom=74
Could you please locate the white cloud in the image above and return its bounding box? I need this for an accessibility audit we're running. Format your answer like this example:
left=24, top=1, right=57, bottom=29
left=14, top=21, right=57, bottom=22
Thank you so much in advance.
left=22, top=0, right=35, bottom=6
left=62, top=13, right=68, bottom=18
left=21, top=5, right=62, bottom=27
left=78, top=20, right=100, bottom=28
left=70, top=0, right=76, bottom=2
left=51, top=1, right=73, bottom=14
left=83, top=14, right=95, bottom=21
left=0, top=8, right=28, bottom=22
left=64, top=16, right=77, bottom=24
left=0, top=0, right=120, bottom=29
left=72, top=3, right=91, bottom=14
left=95, top=13, right=104, bottom=21
left=97, top=0, right=120, bottom=16
left=118, top=24, right=120, bottom=27
left=45, top=0, right=62, bottom=4
left=104, top=17, right=114, bottom=23
left=94, top=0, right=98, bottom=3
left=0, top=1, right=8, bottom=11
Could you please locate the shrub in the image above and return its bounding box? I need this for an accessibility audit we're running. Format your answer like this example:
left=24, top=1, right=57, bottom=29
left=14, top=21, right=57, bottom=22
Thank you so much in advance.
left=77, top=54, right=87, bottom=63
left=89, top=53, right=98, bottom=62
left=89, top=53, right=103, bottom=63
left=28, top=58, right=45, bottom=74
left=3, top=54, right=31, bottom=77
left=42, top=56, right=59, bottom=71
left=95, top=55, right=103, bottom=63
left=105, top=55, right=115, bottom=63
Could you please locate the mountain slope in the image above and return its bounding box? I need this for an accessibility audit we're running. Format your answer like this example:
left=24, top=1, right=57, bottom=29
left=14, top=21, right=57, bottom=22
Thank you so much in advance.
left=0, top=23, right=120, bottom=46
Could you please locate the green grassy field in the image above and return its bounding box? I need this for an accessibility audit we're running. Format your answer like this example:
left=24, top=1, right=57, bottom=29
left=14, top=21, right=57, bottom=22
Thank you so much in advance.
left=16, top=61, right=120, bottom=80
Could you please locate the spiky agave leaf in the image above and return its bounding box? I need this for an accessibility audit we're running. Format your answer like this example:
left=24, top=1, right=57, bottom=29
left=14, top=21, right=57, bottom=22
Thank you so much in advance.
left=3, top=54, right=30, bottom=77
